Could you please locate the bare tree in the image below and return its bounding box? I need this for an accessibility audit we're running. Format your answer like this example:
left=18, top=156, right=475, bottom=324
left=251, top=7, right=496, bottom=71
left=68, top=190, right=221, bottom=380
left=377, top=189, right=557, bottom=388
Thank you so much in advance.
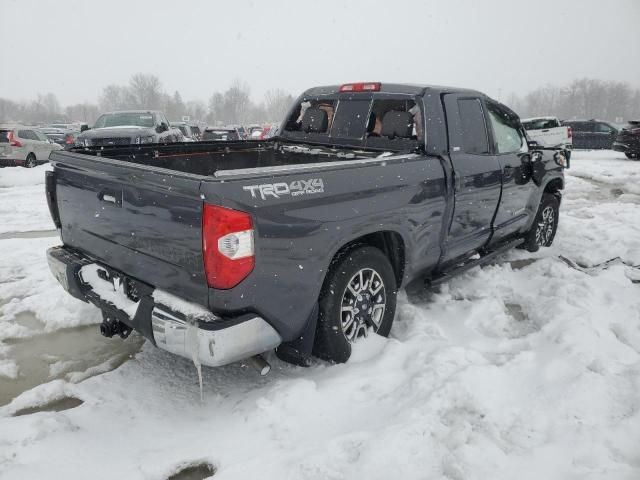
left=263, top=89, right=295, bottom=122
left=128, top=74, right=163, bottom=110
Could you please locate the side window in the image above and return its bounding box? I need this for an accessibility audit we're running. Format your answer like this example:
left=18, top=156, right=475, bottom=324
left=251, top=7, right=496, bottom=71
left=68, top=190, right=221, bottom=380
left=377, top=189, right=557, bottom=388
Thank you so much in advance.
left=595, top=123, right=613, bottom=133
left=486, top=102, right=524, bottom=154
left=457, top=98, right=489, bottom=154
left=19, top=130, right=37, bottom=140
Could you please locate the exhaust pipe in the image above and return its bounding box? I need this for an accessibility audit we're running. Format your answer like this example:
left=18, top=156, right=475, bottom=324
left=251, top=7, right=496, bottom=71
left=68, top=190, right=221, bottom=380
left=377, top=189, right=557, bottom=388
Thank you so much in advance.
left=246, top=354, right=271, bottom=376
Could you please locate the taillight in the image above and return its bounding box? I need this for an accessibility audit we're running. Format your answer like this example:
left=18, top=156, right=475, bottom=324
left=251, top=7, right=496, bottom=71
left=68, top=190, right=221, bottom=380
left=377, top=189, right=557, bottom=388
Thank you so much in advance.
left=7, top=131, right=22, bottom=147
left=64, top=134, right=74, bottom=144
left=567, top=126, right=572, bottom=139
left=202, top=203, right=255, bottom=289
left=338, top=82, right=381, bottom=93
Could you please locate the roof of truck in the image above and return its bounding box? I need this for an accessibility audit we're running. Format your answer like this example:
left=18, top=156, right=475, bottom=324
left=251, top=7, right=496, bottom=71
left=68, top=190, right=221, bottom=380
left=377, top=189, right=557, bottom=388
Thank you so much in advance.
left=302, top=83, right=485, bottom=97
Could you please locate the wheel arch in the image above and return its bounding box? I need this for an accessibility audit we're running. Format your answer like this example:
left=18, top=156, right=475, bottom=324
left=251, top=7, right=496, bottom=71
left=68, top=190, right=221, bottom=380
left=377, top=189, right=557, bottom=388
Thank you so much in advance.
left=326, top=230, right=406, bottom=288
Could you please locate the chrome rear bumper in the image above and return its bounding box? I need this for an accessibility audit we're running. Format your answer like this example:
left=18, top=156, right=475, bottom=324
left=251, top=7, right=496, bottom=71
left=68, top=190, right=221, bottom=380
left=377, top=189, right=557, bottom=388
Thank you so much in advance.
left=151, top=305, right=282, bottom=367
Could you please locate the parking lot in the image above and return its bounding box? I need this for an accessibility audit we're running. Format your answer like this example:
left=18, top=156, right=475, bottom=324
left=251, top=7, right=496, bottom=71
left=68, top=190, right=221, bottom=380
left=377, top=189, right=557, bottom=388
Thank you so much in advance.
left=0, top=150, right=638, bottom=479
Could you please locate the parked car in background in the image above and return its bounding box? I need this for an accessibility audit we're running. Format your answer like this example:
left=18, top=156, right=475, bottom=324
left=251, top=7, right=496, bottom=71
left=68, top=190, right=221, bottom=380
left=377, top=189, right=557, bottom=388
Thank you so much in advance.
left=249, top=127, right=264, bottom=139
left=189, top=123, right=202, bottom=141
left=522, top=116, right=572, bottom=160
left=259, top=124, right=280, bottom=140
left=202, top=126, right=241, bottom=141
left=247, top=125, right=263, bottom=138
left=0, top=125, right=62, bottom=167
left=561, top=119, right=618, bottom=150
left=75, top=110, right=183, bottom=147
left=170, top=121, right=196, bottom=141
left=613, top=120, right=640, bottom=160
left=39, top=127, right=79, bottom=150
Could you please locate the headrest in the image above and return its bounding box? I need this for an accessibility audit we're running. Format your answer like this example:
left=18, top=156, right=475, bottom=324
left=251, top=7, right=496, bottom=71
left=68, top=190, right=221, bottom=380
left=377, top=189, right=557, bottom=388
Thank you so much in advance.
left=381, top=110, right=413, bottom=138
left=301, top=107, right=328, bottom=133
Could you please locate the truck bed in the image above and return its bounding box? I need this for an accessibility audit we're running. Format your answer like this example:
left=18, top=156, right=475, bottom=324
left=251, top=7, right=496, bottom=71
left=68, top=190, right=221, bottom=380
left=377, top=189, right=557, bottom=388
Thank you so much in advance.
left=69, top=140, right=373, bottom=178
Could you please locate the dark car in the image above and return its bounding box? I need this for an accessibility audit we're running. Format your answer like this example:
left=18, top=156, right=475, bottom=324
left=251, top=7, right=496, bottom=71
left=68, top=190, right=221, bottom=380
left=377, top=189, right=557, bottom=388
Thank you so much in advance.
left=561, top=119, right=618, bottom=150
left=613, top=120, right=640, bottom=160
left=76, top=110, right=183, bottom=147
left=46, top=82, right=565, bottom=373
left=201, top=126, right=241, bottom=141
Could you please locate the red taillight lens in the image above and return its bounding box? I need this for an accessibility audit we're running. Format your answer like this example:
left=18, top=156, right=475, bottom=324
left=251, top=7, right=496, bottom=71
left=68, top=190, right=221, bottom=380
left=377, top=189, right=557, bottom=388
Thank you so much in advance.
left=567, top=126, right=572, bottom=139
left=64, top=134, right=74, bottom=144
left=202, top=203, right=255, bottom=289
left=7, top=131, right=22, bottom=147
left=339, top=82, right=381, bottom=93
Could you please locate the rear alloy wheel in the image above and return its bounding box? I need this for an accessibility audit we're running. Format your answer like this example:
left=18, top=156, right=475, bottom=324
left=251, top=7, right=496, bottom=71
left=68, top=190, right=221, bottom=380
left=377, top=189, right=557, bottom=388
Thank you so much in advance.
left=24, top=153, right=36, bottom=168
left=313, top=246, right=397, bottom=363
left=340, top=268, right=387, bottom=342
left=522, top=193, right=560, bottom=252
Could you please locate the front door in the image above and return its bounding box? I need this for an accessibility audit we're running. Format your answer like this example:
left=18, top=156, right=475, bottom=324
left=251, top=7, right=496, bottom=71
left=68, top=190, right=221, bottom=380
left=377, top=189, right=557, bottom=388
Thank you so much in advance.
left=442, top=94, right=502, bottom=262
left=485, top=100, right=536, bottom=241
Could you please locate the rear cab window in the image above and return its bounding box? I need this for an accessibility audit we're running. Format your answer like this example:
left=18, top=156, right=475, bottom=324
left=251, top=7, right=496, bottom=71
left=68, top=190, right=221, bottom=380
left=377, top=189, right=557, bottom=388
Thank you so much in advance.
left=522, top=118, right=560, bottom=130
left=282, top=92, right=422, bottom=152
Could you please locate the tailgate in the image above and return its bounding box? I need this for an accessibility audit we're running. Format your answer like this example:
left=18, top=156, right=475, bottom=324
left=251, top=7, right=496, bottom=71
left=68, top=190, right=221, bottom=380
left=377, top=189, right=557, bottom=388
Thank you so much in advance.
left=528, top=127, right=567, bottom=147
left=51, top=151, right=208, bottom=305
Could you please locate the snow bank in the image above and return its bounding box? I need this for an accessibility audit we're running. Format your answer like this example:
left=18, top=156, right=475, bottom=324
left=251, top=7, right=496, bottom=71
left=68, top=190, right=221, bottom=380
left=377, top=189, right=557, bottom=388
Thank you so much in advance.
left=0, top=164, right=51, bottom=188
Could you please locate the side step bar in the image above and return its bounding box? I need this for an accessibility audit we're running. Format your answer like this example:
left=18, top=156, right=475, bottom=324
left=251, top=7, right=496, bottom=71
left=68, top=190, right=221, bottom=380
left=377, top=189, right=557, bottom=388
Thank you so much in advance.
left=419, top=238, right=524, bottom=289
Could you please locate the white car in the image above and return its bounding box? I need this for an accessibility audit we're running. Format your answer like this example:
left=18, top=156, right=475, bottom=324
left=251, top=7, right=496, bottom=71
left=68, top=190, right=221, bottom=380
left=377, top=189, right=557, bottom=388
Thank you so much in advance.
left=0, top=125, right=63, bottom=167
left=521, top=116, right=572, bottom=159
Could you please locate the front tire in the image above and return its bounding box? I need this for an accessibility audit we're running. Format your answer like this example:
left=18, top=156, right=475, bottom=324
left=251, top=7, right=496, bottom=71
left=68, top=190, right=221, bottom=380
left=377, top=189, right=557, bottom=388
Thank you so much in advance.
left=522, top=193, right=560, bottom=252
left=24, top=153, right=36, bottom=168
left=313, top=246, right=397, bottom=363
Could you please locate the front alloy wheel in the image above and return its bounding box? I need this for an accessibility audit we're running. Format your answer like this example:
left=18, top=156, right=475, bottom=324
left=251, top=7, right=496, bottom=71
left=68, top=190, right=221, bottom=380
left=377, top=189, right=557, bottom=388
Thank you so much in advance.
left=340, top=268, right=386, bottom=341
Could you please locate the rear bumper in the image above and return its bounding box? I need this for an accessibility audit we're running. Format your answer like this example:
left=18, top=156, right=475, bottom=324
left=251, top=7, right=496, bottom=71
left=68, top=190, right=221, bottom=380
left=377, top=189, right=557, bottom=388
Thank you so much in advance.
left=47, top=245, right=282, bottom=367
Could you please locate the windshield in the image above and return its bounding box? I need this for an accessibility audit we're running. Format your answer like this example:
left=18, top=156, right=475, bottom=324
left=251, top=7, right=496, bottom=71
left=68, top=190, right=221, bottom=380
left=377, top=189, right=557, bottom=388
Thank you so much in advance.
left=93, top=113, right=155, bottom=128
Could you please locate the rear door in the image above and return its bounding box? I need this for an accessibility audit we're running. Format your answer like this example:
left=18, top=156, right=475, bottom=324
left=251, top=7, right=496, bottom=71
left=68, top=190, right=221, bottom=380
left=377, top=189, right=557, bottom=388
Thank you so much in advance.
left=485, top=100, right=536, bottom=240
left=594, top=122, right=616, bottom=149
left=52, top=151, right=209, bottom=305
left=442, top=94, right=502, bottom=262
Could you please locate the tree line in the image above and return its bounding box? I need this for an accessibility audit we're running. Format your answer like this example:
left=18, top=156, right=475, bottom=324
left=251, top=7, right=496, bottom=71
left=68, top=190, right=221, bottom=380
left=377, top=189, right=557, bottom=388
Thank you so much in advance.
left=507, top=78, right=640, bottom=122
left=1, top=75, right=638, bottom=126
left=0, top=73, right=295, bottom=126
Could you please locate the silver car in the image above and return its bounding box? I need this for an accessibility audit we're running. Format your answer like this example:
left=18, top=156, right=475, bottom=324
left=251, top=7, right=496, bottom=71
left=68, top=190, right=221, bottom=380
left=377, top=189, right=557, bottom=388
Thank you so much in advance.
left=0, top=125, right=62, bottom=167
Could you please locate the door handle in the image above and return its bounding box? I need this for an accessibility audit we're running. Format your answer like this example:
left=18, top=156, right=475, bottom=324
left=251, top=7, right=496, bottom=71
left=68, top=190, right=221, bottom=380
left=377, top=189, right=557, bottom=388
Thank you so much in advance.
left=98, top=189, right=122, bottom=207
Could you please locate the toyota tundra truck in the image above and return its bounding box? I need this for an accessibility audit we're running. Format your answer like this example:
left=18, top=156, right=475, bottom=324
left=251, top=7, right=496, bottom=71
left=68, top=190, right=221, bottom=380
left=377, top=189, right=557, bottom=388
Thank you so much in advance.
left=45, top=82, right=566, bottom=372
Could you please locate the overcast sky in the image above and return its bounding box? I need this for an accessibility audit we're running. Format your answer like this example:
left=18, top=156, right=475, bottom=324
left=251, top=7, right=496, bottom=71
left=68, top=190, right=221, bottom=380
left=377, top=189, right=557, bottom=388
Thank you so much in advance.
left=1, top=0, right=639, bottom=106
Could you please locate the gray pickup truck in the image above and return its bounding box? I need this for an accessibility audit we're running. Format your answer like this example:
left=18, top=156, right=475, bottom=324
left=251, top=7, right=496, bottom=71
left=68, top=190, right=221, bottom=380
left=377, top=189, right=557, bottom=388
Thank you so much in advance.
left=46, top=82, right=566, bottom=373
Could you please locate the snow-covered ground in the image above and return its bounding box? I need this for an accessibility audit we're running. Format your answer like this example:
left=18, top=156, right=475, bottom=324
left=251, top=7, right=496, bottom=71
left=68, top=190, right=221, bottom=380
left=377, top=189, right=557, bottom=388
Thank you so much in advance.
left=0, top=152, right=639, bottom=480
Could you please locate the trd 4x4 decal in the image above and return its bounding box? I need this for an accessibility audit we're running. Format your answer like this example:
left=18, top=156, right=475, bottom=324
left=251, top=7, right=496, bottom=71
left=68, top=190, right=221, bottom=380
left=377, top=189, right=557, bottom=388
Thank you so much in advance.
left=243, top=178, right=325, bottom=200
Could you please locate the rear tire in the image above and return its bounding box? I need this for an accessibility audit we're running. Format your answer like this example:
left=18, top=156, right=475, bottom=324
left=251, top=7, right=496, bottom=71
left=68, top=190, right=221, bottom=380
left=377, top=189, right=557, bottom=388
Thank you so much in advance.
left=625, top=152, right=639, bottom=160
left=522, top=193, right=560, bottom=252
left=313, top=246, right=397, bottom=363
left=24, top=153, right=36, bottom=168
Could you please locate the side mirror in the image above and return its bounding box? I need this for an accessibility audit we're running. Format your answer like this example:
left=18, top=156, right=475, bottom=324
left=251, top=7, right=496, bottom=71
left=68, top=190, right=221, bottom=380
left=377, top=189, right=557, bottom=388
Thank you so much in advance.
left=80, top=125, right=89, bottom=132
left=157, top=123, right=168, bottom=133
left=527, top=140, right=540, bottom=150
